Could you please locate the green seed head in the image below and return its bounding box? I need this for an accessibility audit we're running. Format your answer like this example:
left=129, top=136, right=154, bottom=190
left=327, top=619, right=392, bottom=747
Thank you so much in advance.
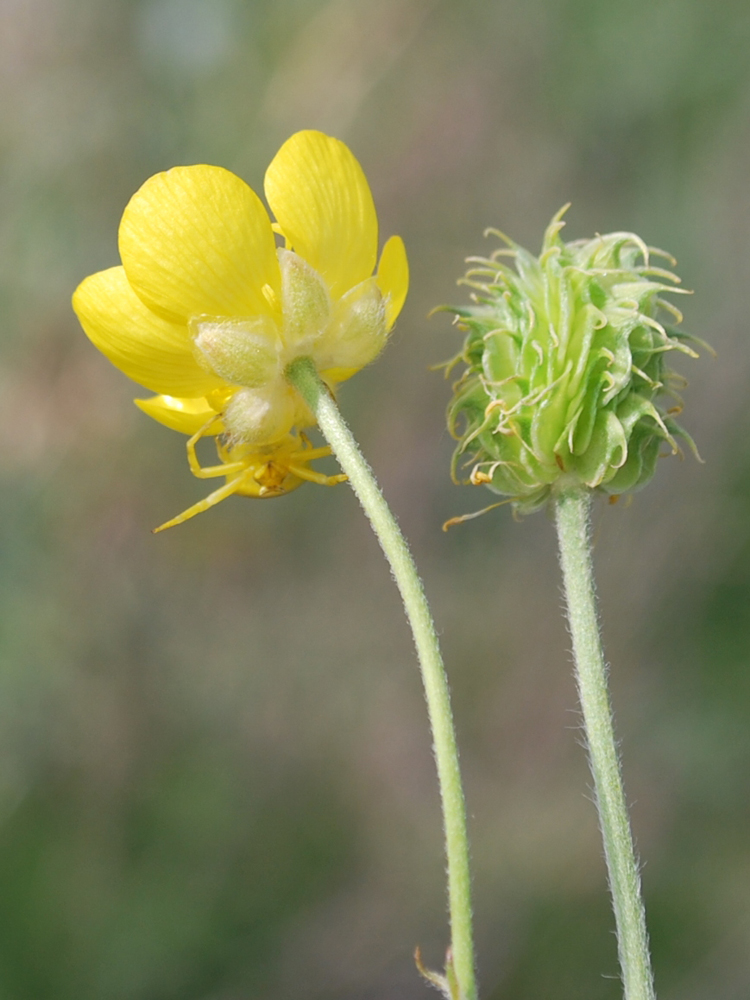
left=441, top=207, right=702, bottom=514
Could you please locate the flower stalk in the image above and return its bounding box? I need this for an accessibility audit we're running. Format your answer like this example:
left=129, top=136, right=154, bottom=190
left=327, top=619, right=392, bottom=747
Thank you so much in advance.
left=286, top=356, right=477, bottom=1000
left=553, top=483, right=655, bottom=1000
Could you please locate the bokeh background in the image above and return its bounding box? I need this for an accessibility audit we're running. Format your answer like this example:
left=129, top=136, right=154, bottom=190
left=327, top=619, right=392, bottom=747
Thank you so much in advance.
left=1, top=0, right=749, bottom=997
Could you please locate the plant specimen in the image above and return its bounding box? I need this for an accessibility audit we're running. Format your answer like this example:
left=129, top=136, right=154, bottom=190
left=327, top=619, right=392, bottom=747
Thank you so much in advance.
left=74, top=131, right=476, bottom=1000
left=441, top=207, right=704, bottom=1000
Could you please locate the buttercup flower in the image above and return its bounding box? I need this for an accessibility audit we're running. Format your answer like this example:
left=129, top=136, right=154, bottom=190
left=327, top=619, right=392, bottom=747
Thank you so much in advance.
left=73, top=130, right=408, bottom=523
left=442, top=207, right=702, bottom=515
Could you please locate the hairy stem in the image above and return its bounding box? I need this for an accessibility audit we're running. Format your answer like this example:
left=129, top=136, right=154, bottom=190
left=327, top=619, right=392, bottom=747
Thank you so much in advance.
left=553, top=485, right=656, bottom=1000
left=286, top=357, right=477, bottom=1000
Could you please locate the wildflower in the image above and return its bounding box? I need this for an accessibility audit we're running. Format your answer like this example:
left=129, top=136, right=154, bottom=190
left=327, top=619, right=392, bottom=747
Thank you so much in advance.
left=442, top=206, right=702, bottom=515
left=72, top=130, right=408, bottom=518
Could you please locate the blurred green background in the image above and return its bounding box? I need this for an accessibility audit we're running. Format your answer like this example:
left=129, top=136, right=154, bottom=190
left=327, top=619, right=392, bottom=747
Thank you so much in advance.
left=1, top=0, right=749, bottom=996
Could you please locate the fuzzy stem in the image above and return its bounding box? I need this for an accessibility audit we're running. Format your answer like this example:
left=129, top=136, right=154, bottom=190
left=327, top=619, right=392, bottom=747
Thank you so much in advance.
left=286, top=357, right=477, bottom=1000
left=553, top=484, right=656, bottom=1000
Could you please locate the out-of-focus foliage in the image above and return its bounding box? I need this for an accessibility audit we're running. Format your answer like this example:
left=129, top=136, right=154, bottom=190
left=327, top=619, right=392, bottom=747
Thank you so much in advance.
left=1, top=0, right=749, bottom=997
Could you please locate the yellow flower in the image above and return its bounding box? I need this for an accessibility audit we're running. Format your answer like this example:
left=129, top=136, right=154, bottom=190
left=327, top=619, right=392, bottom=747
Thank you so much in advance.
left=73, top=128, right=408, bottom=462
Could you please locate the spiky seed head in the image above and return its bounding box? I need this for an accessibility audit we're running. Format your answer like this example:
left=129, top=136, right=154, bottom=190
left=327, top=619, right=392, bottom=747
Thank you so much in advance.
left=441, top=207, right=703, bottom=514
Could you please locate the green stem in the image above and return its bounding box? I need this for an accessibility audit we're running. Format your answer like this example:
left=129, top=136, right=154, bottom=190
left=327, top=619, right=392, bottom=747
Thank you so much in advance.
left=553, top=485, right=656, bottom=1000
left=286, top=357, right=477, bottom=1000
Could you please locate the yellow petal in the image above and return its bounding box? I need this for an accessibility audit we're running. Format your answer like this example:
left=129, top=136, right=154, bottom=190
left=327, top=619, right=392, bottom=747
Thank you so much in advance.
left=376, top=235, right=409, bottom=329
left=73, top=266, right=224, bottom=397
left=134, top=395, right=225, bottom=435
left=119, top=165, right=281, bottom=324
left=264, top=131, right=378, bottom=301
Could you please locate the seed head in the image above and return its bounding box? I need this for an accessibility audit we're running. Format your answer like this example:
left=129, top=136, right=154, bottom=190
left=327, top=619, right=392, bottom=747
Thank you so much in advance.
left=442, top=207, right=703, bottom=514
